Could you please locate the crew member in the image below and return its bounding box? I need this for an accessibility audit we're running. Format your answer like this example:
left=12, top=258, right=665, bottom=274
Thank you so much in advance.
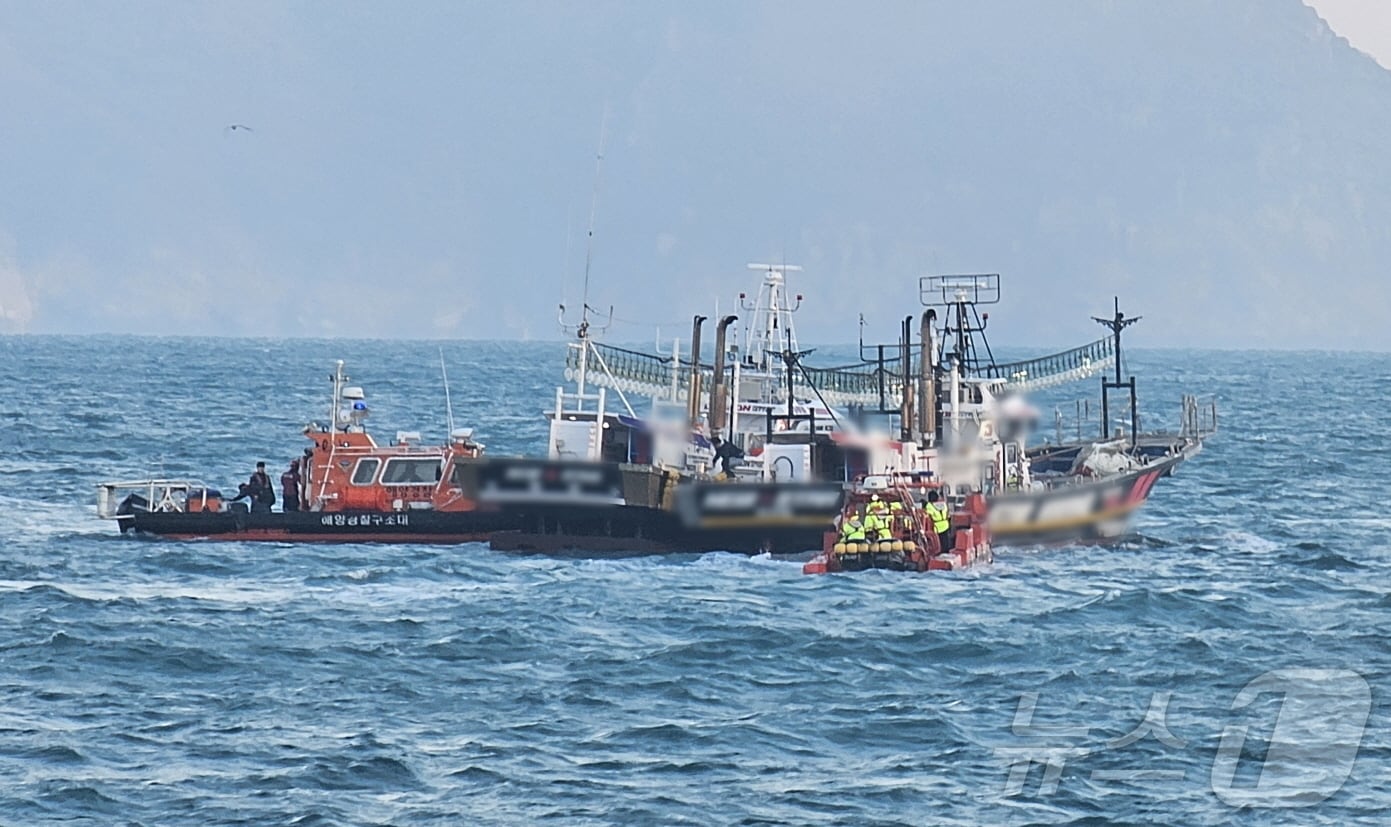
left=839, top=511, right=866, bottom=549
left=247, top=461, right=275, bottom=514
left=863, top=499, right=892, bottom=542
left=281, top=460, right=301, bottom=514
left=711, top=436, right=744, bottom=479
left=924, top=490, right=951, bottom=551
left=229, top=483, right=254, bottom=509
left=874, top=501, right=893, bottom=540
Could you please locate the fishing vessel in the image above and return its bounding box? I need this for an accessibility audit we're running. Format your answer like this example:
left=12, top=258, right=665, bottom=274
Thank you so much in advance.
left=494, top=267, right=1212, bottom=552
left=96, top=273, right=1209, bottom=553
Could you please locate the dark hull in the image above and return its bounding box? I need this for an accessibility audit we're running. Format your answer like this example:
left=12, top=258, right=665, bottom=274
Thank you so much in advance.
left=119, top=446, right=1193, bottom=551
left=489, top=501, right=835, bottom=555
left=491, top=451, right=1195, bottom=553
left=124, top=508, right=515, bottom=543
left=126, top=506, right=829, bottom=554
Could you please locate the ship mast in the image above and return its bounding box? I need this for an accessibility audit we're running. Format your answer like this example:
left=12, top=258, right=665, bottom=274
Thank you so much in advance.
left=558, top=109, right=617, bottom=412
left=919, top=274, right=1001, bottom=449
left=923, top=274, right=999, bottom=376
left=1092, top=296, right=1140, bottom=386
left=739, top=263, right=803, bottom=402
left=1092, top=297, right=1142, bottom=447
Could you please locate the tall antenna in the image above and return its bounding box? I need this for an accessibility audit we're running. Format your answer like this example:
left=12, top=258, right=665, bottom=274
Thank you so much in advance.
left=580, top=105, right=609, bottom=329
left=557, top=108, right=616, bottom=404
left=560, top=209, right=573, bottom=308
left=439, top=348, right=456, bottom=434
left=559, top=107, right=613, bottom=339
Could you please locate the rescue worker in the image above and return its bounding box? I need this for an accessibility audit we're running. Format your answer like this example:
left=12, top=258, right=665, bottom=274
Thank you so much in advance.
left=839, top=511, right=866, bottom=549
left=875, top=501, right=894, bottom=540
left=863, top=499, right=892, bottom=542
left=923, top=490, right=951, bottom=551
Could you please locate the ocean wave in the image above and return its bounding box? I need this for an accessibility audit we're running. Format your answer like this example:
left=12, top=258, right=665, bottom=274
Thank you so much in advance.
left=0, top=343, right=1386, bottom=824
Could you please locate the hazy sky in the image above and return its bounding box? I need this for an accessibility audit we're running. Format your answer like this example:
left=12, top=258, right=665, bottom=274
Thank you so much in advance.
left=2, top=1, right=1389, bottom=349
left=1306, top=0, right=1391, bottom=68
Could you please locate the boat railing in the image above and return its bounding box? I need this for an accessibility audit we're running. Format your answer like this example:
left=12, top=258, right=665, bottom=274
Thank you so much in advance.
left=573, top=337, right=1121, bottom=410
left=1180, top=394, right=1219, bottom=437
left=1049, top=398, right=1103, bottom=444
left=801, top=362, right=901, bottom=403
left=567, top=342, right=680, bottom=397
left=1049, top=392, right=1218, bottom=443
left=573, top=340, right=905, bottom=406
left=551, top=384, right=609, bottom=461
left=984, top=336, right=1116, bottom=392
left=95, top=479, right=212, bottom=520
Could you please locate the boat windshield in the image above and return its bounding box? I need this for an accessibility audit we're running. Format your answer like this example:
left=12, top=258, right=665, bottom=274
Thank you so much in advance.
left=381, top=458, right=441, bottom=485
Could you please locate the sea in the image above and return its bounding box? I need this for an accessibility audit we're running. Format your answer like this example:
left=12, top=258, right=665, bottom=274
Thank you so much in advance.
left=0, top=336, right=1388, bottom=826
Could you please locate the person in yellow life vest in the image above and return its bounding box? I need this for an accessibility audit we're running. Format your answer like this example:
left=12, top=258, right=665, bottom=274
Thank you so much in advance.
left=840, top=512, right=866, bottom=546
left=862, top=495, right=881, bottom=538
left=923, top=489, right=951, bottom=551
left=863, top=500, right=892, bottom=541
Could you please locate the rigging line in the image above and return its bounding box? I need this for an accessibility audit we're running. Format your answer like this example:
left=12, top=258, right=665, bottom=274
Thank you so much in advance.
left=972, top=303, right=996, bottom=367
left=560, top=207, right=573, bottom=307
left=585, top=341, right=637, bottom=417
left=795, top=360, right=844, bottom=430
left=580, top=105, right=610, bottom=323
left=606, top=312, right=686, bottom=328
left=439, top=348, right=455, bottom=435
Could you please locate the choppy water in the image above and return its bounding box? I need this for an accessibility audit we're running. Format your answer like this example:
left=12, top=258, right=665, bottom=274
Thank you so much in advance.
left=1, top=336, right=1388, bottom=825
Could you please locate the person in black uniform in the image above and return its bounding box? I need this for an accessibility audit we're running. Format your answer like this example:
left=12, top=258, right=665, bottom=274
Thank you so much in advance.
left=711, top=436, right=744, bottom=478
left=280, top=460, right=301, bottom=514
left=247, top=461, right=275, bottom=513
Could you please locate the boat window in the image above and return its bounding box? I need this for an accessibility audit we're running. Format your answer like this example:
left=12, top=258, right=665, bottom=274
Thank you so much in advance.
left=351, top=458, right=380, bottom=485
left=382, top=458, right=442, bottom=485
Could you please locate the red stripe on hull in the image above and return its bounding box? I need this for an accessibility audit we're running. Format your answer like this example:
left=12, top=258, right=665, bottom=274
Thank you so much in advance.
left=1127, top=470, right=1162, bottom=505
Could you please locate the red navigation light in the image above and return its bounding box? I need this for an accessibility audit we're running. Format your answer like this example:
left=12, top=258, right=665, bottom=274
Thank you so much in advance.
left=739, top=292, right=746, bottom=299
left=796, top=294, right=803, bottom=301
